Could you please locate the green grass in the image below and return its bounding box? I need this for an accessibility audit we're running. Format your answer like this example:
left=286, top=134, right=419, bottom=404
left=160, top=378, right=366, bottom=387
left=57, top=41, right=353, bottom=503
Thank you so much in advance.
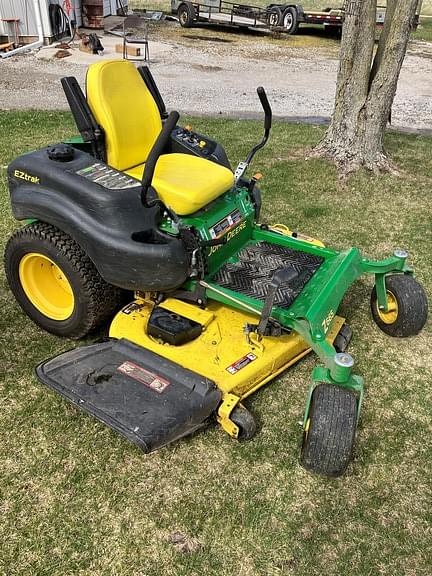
left=412, top=18, right=432, bottom=42
left=1, top=111, right=431, bottom=576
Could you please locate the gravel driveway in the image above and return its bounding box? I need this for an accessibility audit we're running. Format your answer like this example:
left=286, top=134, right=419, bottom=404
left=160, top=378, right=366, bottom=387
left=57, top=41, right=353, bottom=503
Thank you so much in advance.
left=1, top=27, right=431, bottom=131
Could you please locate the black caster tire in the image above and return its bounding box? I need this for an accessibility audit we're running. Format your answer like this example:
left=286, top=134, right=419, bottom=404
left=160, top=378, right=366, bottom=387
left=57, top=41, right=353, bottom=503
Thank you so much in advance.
left=371, top=274, right=428, bottom=337
left=300, top=384, right=357, bottom=477
left=282, top=7, right=299, bottom=35
left=231, top=405, right=257, bottom=441
left=333, top=323, right=353, bottom=353
left=267, top=6, right=283, bottom=27
left=178, top=2, right=195, bottom=28
left=4, top=222, right=124, bottom=339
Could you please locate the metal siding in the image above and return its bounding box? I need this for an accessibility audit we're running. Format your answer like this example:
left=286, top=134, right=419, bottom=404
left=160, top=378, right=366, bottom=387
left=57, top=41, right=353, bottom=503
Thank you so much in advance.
left=0, top=0, right=82, bottom=37
left=0, top=0, right=38, bottom=37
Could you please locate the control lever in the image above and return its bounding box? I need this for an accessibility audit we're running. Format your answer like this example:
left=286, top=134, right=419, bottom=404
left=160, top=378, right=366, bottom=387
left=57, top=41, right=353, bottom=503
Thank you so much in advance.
left=256, top=266, right=298, bottom=336
left=234, top=86, right=272, bottom=184
left=200, top=237, right=227, bottom=248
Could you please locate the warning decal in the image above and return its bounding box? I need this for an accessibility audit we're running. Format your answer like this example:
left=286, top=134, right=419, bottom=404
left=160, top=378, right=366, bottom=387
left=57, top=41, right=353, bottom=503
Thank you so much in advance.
left=226, top=353, right=257, bottom=375
left=117, top=361, right=170, bottom=393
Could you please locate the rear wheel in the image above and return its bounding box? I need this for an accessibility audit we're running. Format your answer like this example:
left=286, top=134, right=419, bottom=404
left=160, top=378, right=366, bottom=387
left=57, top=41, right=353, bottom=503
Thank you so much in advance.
left=282, top=7, right=299, bottom=35
left=371, top=274, right=428, bottom=337
left=300, top=384, right=357, bottom=477
left=178, top=2, right=195, bottom=28
left=4, top=222, right=124, bottom=339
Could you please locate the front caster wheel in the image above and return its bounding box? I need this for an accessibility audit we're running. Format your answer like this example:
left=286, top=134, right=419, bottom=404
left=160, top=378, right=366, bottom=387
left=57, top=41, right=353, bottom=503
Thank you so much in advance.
left=231, top=405, right=257, bottom=441
left=300, top=384, right=357, bottom=477
left=371, top=274, right=428, bottom=337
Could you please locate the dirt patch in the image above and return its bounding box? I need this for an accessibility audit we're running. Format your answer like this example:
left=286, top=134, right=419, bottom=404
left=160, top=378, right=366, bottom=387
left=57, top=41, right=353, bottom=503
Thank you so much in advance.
left=191, top=63, right=223, bottom=72
left=183, top=34, right=233, bottom=43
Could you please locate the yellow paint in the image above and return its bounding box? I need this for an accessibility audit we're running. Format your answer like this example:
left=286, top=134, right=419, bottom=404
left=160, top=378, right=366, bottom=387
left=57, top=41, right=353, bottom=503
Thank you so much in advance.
left=109, top=297, right=345, bottom=437
left=217, top=393, right=241, bottom=437
left=160, top=298, right=215, bottom=329
left=86, top=60, right=234, bottom=215
left=19, top=253, right=74, bottom=321
left=269, top=223, right=325, bottom=247
left=377, top=291, right=399, bottom=324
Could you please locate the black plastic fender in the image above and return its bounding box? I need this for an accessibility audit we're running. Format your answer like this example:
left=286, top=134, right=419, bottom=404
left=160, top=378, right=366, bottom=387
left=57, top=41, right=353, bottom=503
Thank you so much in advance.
left=8, top=147, right=190, bottom=292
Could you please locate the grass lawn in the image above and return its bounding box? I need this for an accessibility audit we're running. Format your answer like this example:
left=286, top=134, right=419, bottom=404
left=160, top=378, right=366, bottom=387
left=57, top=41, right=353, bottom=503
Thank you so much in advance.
left=0, top=111, right=431, bottom=575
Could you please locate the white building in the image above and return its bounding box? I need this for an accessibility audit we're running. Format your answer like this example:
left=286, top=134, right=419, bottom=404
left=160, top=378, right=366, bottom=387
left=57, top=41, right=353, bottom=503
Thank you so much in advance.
left=0, top=0, right=126, bottom=44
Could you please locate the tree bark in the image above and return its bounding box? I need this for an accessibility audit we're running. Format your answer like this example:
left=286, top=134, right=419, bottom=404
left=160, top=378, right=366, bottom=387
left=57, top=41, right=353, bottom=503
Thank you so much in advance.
left=314, top=0, right=420, bottom=174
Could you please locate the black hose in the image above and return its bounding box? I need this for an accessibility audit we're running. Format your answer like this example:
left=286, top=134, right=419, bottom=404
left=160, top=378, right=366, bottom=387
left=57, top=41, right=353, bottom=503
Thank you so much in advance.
left=49, top=3, right=72, bottom=42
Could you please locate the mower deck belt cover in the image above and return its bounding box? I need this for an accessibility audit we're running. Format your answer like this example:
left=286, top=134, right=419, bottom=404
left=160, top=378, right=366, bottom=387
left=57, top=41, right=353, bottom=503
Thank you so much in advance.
left=36, top=339, right=221, bottom=452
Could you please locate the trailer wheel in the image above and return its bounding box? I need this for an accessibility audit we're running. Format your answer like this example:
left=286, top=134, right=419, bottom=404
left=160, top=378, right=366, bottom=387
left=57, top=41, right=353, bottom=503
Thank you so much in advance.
left=267, top=6, right=283, bottom=27
left=282, top=7, right=299, bottom=34
left=178, top=2, right=195, bottom=28
left=4, top=222, right=124, bottom=339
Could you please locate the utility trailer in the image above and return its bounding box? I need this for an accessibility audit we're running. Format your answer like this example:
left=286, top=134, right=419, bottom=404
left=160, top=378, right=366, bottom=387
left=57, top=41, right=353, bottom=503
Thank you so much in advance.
left=171, top=0, right=273, bottom=30
left=172, top=1, right=422, bottom=35
left=263, top=2, right=422, bottom=35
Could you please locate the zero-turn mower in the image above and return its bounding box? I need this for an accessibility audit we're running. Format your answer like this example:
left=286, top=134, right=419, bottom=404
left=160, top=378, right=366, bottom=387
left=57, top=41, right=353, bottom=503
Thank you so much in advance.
left=4, top=61, right=428, bottom=477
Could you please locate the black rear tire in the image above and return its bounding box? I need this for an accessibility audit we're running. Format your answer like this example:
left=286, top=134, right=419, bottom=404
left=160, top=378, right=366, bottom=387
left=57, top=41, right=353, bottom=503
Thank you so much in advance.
left=371, top=274, right=428, bottom=337
left=4, top=222, right=124, bottom=339
left=282, top=7, right=299, bottom=35
left=178, top=2, right=195, bottom=28
left=300, top=384, right=357, bottom=477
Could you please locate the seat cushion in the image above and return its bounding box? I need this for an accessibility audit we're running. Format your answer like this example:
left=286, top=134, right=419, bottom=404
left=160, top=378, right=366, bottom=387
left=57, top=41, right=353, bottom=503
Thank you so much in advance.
left=126, top=154, right=235, bottom=215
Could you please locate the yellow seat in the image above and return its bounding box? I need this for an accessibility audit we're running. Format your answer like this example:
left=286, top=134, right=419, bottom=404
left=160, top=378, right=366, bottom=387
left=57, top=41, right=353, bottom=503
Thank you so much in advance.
left=125, top=155, right=234, bottom=215
left=86, top=60, right=234, bottom=215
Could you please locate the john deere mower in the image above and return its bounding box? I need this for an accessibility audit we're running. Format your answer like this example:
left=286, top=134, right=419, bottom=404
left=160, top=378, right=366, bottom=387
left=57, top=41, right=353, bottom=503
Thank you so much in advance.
left=4, top=61, right=428, bottom=477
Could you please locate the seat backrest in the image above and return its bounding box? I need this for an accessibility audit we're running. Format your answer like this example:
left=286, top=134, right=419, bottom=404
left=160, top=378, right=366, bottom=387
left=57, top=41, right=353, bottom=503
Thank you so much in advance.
left=86, top=60, right=162, bottom=171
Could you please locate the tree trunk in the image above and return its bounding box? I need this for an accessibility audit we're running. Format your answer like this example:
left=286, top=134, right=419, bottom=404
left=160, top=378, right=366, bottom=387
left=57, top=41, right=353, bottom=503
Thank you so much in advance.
left=314, top=0, right=420, bottom=174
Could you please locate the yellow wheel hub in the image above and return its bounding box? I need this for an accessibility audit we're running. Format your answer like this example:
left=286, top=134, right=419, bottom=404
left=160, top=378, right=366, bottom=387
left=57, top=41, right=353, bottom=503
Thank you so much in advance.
left=19, top=253, right=74, bottom=321
left=377, top=291, right=398, bottom=325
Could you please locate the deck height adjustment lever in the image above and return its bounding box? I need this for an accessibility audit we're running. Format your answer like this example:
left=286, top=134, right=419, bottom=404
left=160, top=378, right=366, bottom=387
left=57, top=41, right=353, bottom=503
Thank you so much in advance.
left=256, top=267, right=298, bottom=336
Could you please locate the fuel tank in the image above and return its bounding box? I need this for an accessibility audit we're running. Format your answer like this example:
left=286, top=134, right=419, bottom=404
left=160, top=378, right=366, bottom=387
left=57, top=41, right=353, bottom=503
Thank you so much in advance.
left=8, top=145, right=190, bottom=292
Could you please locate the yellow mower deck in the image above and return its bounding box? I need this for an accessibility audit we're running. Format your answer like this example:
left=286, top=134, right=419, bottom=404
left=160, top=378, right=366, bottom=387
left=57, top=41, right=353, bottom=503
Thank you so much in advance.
left=109, top=297, right=345, bottom=438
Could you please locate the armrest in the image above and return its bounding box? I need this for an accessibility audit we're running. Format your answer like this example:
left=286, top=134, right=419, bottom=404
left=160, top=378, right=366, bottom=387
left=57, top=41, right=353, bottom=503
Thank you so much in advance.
left=141, top=110, right=180, bottom=208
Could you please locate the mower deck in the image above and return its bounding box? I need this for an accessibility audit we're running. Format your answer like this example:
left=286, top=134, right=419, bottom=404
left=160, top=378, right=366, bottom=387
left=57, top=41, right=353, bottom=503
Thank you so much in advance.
left=109, top=297, right=345, bottom=438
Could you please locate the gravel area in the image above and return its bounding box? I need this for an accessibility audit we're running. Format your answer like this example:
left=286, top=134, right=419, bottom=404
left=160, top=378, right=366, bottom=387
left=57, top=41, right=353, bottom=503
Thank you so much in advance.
left=1, top=30, right=432, bottom=131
